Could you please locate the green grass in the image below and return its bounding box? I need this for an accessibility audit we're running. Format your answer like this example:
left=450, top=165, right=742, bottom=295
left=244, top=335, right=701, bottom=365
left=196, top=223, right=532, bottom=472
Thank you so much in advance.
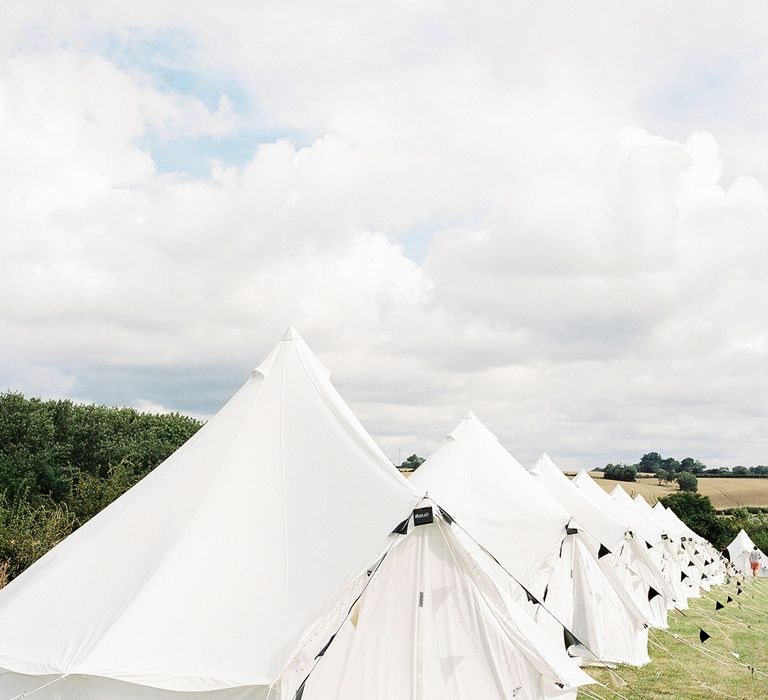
left=579, top=578, right=768, bottom=700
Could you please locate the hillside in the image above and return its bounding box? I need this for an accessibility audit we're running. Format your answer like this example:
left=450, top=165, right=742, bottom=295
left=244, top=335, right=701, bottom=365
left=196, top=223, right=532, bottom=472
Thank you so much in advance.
left=574, top=471, right=768, bottom=509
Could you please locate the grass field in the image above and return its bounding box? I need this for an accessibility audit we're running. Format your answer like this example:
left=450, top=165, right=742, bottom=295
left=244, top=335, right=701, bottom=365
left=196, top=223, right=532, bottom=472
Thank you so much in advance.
left=578, top=578, right=768, bottom=699
left=570, top=473, right=768, bottom=510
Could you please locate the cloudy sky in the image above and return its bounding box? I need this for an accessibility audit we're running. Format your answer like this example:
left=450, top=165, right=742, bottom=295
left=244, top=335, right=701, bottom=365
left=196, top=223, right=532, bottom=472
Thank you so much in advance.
left=2, top=1, right=768, bottom=469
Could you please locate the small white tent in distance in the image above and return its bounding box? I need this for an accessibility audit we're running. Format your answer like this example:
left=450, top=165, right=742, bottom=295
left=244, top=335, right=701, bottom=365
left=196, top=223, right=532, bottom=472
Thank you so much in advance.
left=727, top=529, right=768, bottom=578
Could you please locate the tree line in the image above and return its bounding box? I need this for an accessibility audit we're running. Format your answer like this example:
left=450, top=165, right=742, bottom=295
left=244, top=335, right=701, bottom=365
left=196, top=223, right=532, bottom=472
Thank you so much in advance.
left=600, top=451, right=768, bottom=493
left=0, top=392, right=201, bottom=584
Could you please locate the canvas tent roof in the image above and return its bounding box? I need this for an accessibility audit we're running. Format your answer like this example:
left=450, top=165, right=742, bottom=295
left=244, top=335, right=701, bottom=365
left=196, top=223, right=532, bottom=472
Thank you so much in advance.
left=0, top=328, right=423, bottom=694
left=571, top=471, right=659, bottom=546
left=527, top=454, right=628, bottom=551
left=610, top=485, right=667, bottom=543
left=633, top=495, right=684, bottom=540
left=409, top=412, right=570, bottom=589
left=655, top=502, right=700, bottom=541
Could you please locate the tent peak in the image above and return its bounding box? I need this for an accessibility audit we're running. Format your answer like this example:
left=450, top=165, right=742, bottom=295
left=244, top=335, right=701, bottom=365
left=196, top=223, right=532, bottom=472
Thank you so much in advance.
left=281, top=325, right=303, bottom=341
left=252, top=328, right=331, bottom=381
left=446, top=411, right=500, bottom=444
left=528, top=452, right=555, bottom=475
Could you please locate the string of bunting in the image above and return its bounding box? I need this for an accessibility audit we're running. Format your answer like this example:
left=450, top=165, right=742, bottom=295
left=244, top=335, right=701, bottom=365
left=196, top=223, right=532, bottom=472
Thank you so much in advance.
left=446, top=515, right=648, bottom=700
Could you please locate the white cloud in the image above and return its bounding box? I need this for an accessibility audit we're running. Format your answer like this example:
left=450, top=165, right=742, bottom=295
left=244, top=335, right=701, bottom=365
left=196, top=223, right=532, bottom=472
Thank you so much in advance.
left=1, top=3, right=768, bottom=470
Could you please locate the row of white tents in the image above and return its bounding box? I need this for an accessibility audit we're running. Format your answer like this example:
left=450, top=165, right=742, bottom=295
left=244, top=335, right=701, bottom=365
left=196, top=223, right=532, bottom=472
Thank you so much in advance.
left=0, top=329, right=737, bottom=699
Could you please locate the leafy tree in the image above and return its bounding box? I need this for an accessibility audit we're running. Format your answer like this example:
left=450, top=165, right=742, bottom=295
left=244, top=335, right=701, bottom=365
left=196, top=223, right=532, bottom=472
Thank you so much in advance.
left=0, top=392, right=203, bottom=583
left=604, top=464, right=637, bottom=482
left=732, top=466, right=749, bottom=475
left=0, top=497, right=76, bottom=580
left=661, top=457, right=680, bottom=473
left=680, top=457, right=705, bottom=474
left=638, top=452, right=662, bottom=473
left=0, top=394, right=70, bottom=502
left=660, top=492, right=736, bottom=549
left=398, top=454, right=424, bottom=471
left=656, top=468, right=670, bottom=485
left=676, top=471, right=698, bottom=492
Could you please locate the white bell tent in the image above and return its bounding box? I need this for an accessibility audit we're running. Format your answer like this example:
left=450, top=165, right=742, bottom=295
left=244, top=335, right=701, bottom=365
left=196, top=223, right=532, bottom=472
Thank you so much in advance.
left=528, top=454, right=668, bottom=629
left=411, top=414, right=650, bottom=667
left=0, top=329, right=592, bottom=700
left=295, top=504, right=593, bottom=700
left=727, top=529, right=768, bottom=578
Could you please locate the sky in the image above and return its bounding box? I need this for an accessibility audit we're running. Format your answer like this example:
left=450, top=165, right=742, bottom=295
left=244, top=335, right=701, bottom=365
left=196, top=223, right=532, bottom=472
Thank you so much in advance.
left=2, top=1, right=768, bottom=469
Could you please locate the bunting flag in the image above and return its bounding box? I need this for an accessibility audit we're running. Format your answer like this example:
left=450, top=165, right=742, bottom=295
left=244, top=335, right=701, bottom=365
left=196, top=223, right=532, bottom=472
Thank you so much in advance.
left=699, top=629, right=711, bottom=643
left=524, top=588, right=540, bottom=606
left=681, top=571, right=689, bottom=581
left=715, top=601, right=724, bottom=611
left=648, top=586, right=661, bottom=602
left=314, top=634, right=336, bottom=658
left=727, top=596, right=734, bottom=603
left=598, top=543, right=611, bottom=559
left=563, top=627, right=582, bottom=653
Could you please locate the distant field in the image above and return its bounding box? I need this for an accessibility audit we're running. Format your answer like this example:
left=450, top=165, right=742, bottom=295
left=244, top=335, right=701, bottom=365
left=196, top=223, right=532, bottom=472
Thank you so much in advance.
left=567, top=472, right=768, bottom=510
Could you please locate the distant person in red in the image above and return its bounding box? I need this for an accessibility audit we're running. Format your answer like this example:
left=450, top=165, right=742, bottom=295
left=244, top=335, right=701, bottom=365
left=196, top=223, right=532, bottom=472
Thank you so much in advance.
left=750, top=546, right=761, bottom=578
